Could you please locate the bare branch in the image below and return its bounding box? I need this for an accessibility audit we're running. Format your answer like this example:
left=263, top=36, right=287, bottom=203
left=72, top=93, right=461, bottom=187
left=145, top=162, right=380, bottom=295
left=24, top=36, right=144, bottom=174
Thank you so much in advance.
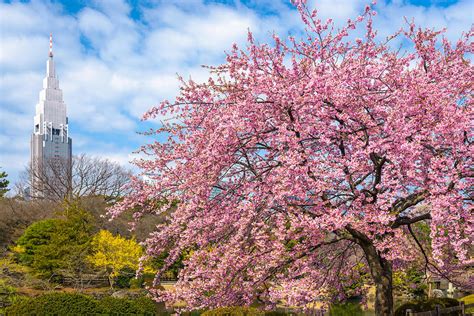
left=19, top=154, right=131, bottom=202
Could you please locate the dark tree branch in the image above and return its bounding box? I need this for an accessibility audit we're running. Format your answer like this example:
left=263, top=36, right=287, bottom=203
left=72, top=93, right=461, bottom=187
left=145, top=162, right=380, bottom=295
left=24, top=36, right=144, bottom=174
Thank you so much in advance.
left=390, top=190, right=428, bottom=215
left=391, top=213, right=431, bottom=229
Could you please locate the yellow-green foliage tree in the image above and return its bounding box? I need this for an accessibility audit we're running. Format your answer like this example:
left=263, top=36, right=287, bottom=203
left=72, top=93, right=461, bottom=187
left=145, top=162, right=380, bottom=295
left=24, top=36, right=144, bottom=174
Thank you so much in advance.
left=87, top=230, right=142, bottom=288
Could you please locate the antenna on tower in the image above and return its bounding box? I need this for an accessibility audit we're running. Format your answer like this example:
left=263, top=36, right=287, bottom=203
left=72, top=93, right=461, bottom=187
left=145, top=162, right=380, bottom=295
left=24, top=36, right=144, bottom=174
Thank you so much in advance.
left=49, top=33, right=53, bottom=58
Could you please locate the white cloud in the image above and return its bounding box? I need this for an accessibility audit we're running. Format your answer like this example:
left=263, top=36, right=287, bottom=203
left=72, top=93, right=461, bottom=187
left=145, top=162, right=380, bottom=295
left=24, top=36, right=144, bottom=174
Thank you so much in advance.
left=0, top=36, right=46, bottom=71
left=0, top=0, right=472, bottom=185
left=78, top=8, right=115, bottom=42
left=0, top=72, right=41, bottom=112
left=0, top=108, right=32, bottom=133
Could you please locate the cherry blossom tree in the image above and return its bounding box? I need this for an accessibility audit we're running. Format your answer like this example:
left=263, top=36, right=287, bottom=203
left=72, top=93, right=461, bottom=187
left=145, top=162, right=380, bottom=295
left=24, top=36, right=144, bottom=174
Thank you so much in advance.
left=110, top=2, right=473, bottom=315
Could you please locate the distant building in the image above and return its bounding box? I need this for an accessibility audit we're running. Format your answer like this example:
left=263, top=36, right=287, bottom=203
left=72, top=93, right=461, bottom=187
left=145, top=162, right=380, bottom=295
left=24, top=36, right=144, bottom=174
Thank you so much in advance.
left=30, top=34, right=72, bottom=198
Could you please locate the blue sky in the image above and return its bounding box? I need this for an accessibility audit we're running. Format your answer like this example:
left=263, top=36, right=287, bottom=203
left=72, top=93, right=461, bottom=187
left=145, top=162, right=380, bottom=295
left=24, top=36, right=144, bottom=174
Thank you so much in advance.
left=0, top=0, right=472, bottom=187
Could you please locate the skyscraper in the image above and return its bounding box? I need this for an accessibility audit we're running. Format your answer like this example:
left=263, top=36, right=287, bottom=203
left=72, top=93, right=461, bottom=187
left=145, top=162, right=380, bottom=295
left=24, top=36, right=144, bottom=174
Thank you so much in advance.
left=30, top=34, right=72, bottom=198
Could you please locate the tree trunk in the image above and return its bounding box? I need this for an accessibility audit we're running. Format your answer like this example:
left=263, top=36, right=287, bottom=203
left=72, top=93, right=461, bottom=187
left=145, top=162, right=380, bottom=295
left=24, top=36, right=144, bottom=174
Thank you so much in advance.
left=373, top=262, right=393, bottom=316
left=347, top=227, right=394, bottom=315
left=362, top=242, right=393, bottom=315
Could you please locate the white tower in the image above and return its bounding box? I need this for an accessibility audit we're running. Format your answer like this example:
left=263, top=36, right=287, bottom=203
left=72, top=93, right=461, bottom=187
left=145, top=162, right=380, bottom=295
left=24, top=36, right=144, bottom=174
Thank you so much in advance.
left=30, top=34, right=72, bottom=198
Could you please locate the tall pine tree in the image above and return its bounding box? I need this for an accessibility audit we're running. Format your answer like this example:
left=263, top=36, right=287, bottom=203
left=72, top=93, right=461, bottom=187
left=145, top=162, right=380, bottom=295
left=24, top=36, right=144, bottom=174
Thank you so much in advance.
left=0, top=168, right=9, bottom=197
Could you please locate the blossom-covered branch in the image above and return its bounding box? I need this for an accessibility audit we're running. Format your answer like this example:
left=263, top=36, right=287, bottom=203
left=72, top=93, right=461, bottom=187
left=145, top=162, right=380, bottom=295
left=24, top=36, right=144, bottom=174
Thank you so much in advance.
left=109, top=1, right=473, bottom=314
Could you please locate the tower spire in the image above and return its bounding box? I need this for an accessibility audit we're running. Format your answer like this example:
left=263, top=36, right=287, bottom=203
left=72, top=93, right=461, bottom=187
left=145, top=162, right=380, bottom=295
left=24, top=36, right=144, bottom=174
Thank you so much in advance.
left=49, top=33, right=53, bottom=58
left=32, top=32, right=72, bottom=198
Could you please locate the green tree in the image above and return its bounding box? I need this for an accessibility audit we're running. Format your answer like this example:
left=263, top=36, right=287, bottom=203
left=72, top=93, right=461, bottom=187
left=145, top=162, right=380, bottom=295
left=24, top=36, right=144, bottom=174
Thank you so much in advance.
left=14, top=203, right=95, bottom=285
left=151, top=249, right=193, bottom=280
left=393, top=265, right=427, bottom=299
left=0, top=168, right=9, bottom=197
left=41, top=204, right=94, bottom=284
left=87, top=230, right=143, bottom=288
left=14, top=219, right=60, bottom=266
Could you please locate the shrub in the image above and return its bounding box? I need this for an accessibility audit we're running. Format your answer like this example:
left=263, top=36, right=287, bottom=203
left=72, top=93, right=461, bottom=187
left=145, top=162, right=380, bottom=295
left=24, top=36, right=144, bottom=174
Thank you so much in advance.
left=0, top=280, right=18, bottom=313
left=2, top=296, right=30, bottom=315
left=133, top=296, right=159, bottom=314
left=395, top=297, right=460, bottom=316
left=182, top=311, right=205, bottom=316
left=0, top=279, right=16, bottom=299
left=100, top=296, right=137, bottom=314
left=129, top=272, right=157, bottom=288
left=100, top=296, right=157, bottom=315
left=114, top=266, right=136, bottom=288
left=394, top=302, right=419, bottom=316
left=142, top=272, right=157, bottom=287
left=5, top=292, right=104, bottom=315
left=133, top=296, right=164, bottom=315
left=202, top=306, right=264, bottom=316
left=130, top=276, right=144, bottom=289
left=5, top=292, right=158, bottom=315
left=329, top=302, right=364, bottom=316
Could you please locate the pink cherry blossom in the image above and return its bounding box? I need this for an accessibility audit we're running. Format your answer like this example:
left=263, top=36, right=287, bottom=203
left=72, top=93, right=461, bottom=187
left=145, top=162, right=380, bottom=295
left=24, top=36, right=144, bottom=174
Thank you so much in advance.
left=109, top=3, right=473, bottom=315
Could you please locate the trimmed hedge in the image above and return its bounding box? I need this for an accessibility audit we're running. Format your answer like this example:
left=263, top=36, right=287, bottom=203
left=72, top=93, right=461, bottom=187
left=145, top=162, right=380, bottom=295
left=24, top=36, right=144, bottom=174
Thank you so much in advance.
left=5, top=293, right=103, bottom=315
left=5, top=292, right=158, bottom=316
left=202, top=307, right=264, bottom=316
left=395, top=297, right=460, bottom=316
left=101, top=296, right=157, bottom=315
left=329, top=302, right=364, bottom=316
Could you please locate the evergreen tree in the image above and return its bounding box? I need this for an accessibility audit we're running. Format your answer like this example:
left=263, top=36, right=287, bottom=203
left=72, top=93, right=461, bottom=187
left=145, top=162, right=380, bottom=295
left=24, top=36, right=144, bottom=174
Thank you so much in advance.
left=15, top=203, right=95, bottom=286
left=0, top=168, right=9, bottom=197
